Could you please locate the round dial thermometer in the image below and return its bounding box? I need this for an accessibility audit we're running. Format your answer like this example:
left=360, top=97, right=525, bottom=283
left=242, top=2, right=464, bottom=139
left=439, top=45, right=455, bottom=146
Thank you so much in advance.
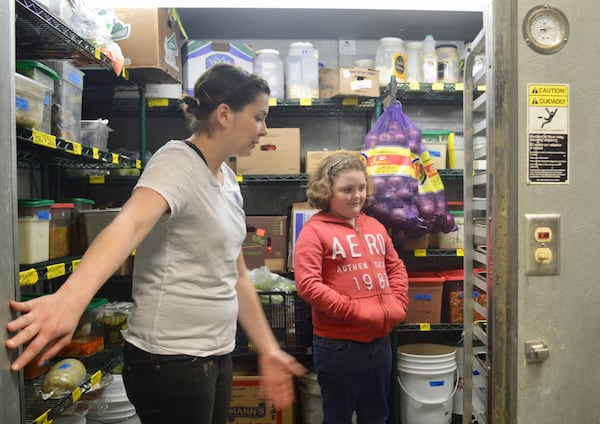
left=523, top=5, right=569, bottom=54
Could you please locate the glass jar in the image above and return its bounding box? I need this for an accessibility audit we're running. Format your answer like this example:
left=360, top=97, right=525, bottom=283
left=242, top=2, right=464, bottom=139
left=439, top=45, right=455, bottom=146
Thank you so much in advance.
left=253, top=49, right=284, bottom=99
left=285, top=42, right=319, bottom=99
left=375, top=37, right=407, bottom=87
left=436, top=44, right=460, bottom=83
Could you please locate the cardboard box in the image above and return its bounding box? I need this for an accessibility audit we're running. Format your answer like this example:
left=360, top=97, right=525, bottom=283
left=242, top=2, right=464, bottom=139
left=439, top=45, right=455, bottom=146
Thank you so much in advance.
left=183, top=40, right=254, bottom=95
left=304, top=150, right=362, bottom=175
left=319, top=67, right=379, bottom=98
left=236, top=128, right=301, bottom=175
left=114, top=8, right=185, bottom=83
left=243, top=216, right=288, bottom=272
left=229, top=376, right=294, bottom=424
left=288, top=202, right=320, bottom=271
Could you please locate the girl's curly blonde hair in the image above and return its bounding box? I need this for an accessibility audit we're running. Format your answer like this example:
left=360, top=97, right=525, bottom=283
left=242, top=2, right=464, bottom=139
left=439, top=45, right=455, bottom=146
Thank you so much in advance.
left=306, top=151, right=373, bottom=211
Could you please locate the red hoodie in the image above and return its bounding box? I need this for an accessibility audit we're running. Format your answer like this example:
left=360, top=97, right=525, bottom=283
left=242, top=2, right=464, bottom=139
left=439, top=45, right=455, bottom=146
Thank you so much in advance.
left=294, top=211, right=409, bottom=342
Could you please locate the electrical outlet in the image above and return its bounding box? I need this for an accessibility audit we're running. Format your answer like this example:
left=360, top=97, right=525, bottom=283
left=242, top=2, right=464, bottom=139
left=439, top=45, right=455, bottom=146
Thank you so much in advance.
left=524, top=213, right=560, bottom=275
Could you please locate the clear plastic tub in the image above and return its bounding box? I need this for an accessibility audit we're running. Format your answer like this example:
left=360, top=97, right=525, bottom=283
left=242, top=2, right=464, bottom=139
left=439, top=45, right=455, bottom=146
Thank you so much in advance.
left=15, top=73, right=46, bottom=129
left=254, top=49, right=284, bottom=99
left=18, top=199, right=54, bottom=264
left=61, top=197, right=95, bottom=255
left=80, top=119, right=112, bottom=150
left=285, top=42, right=319, bottom=99
left=49, top=202, right=74, bottom=259
left=16, top=61, right=59, bottom=134
left=41, top=60, right=84, bottom=142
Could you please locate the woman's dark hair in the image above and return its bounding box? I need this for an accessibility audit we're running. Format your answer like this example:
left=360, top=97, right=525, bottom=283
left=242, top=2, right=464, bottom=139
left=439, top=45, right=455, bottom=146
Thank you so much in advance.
left=180, top=63, right=270, bottom=134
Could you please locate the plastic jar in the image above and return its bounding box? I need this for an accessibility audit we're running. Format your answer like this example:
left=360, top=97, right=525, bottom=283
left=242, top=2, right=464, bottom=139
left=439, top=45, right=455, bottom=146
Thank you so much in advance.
left=436, top=44, right=460, bottom=83
left=422, top=34, right=438, bottom=83
left=49, top=202, right=74, bottom=259
left=18, top=199, right=54, bottom=264
left=253, top=49, right=284, bottom=99
left=62, top=197, right=95, bottom=255
left=285, top=42, right=319, bottom=99
left=375, top=37, right=407, bottom=87
left=405, top=41, right=424, bottom=83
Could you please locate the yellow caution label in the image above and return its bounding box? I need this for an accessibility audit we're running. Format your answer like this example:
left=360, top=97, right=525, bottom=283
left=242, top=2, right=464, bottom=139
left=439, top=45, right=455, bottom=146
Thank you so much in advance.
left=529, top=84, right=569, bottom=107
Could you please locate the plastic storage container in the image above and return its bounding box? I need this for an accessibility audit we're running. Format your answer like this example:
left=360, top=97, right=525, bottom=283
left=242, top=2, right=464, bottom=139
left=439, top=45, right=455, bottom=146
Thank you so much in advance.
left=405, top=271, right=446, bottom=324
left=405, top=41, right=424, bottom=83
left=49, top=202, right=74, bottom=259
left=375, top=37, right=407, bottom=87
left=441, top=269, right=487, bottom=323
left=41, top=60, right=85, bottom=142
left=15, top=73, right=46, bottom=129
left=80, top=119, right=112, bottom=150
left=18, top=199, right=54, bottom=264
left=436, top=44, right=460, bottom=83
left=422, top=130, right=450, bottom=170
left=422, top=34, right=438, bottom=83
left=103, top=301, right=134, bottom=346
left=253, top=49, right=284, bottom=99
left=439, top=210, right=464, bottom=249
left=285, top=42, right=319, bottom=99
left=62, top=197, right=95, bottom=256
left=16, top=61, right=60, bottom=134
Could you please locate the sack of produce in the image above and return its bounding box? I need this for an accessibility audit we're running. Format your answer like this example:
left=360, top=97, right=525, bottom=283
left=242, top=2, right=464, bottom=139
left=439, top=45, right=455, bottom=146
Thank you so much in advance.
left=362, top=101, right=455, bottom=244
left=42, top=358, right=87, bottom=400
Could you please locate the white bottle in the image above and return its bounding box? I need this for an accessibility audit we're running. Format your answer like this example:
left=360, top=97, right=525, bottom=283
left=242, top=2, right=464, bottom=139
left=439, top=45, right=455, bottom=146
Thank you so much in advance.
left=422, top=34, right=438, bottom=83
left=405, top=41, right=424, bottom=83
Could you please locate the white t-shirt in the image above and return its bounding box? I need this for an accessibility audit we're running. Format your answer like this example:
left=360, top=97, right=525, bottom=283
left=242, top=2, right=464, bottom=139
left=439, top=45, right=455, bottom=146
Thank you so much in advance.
left=122, top=140, right=246, bottom=357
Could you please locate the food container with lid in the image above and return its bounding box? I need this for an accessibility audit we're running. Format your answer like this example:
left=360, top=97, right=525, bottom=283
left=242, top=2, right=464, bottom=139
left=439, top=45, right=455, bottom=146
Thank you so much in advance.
left=18, top=199, right=54, bottom=264
left=15, top=73, right=46, bottom=129
left=285, top=41, right=319, bottom=99
left=49, top=202, right=74, bottom=259
left=254, top=49, right=284, bottom=99
left=16, top=61, right=60, bottom=134
left=80, top=119, right=112, bottom=150
left=375, top=37, right=407, bottom=87
left=61, top=197, right=95, bottom=255
left=436, top=44, right=460, bottom=83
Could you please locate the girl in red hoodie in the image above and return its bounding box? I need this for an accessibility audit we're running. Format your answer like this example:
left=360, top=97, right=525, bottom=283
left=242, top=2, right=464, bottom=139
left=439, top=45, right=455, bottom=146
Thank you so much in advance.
left=294, top=152, right=409, bottom=423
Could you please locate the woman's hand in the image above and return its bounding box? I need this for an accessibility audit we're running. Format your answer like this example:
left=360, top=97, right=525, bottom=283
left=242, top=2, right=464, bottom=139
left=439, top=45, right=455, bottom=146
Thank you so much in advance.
left=258, top=349, right=308, bottom=410
left=6, top=292, right=86, bottom=371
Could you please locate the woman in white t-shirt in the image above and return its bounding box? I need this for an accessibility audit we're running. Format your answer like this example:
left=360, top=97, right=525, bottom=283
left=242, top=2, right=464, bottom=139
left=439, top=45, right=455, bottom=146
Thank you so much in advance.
left=6, top=64, right=307, bottom=424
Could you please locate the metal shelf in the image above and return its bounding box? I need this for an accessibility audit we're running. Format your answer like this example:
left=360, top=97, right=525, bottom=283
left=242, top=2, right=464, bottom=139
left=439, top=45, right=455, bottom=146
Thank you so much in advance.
left=24, top=348, right=123, bottom=423
left=19, top=256, right=82, bottom=287
left=396, top=323, right=464, bottom=332
left=15, top=0, right=113, bottom=70
left=17, top=128, right=141, bottom=169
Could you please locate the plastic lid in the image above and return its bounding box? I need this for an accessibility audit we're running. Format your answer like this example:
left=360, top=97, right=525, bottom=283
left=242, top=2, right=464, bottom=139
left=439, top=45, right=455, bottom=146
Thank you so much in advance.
left=51, top=203, right=75, bottom=209
left=18, top=199, right=54, bottom=207
left=61, top=198, right=96, bottom=205
left=407, top=271, right=446, bottom=284
left=16, top=60, right=60, bottom=80
left=422, top=130, right=451, bottom=136
left=256, top=49, right=280, bottom=55
left=441, top=267, right=486, bottom=281
left=21, top=294, right=108, bottom=310
left=436, top=44, right=458, bottom=49
left=450, top=210, right=464, bottom=216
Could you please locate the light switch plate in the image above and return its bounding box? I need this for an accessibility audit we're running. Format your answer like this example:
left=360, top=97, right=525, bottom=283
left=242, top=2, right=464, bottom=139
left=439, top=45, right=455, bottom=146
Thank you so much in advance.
left=524, top=213, right=560, bottom=275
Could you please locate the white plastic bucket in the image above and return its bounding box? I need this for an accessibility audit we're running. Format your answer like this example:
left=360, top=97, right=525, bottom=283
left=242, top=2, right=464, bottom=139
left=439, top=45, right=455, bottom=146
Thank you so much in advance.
left=398, top=344, right=458, bottom=424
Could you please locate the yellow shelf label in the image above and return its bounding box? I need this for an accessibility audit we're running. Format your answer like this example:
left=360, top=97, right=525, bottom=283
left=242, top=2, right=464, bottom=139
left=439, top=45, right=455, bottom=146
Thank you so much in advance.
left=94, top=48, right=101, bottom=60
left=419, top=323, right=431, bottom=331
left=268, top=98, right=278, bottom=106
left=477, top=85, right=487, bottom=92
left=457, top=248, right=465, bottom=257
left=90, top=370, right=103, bottom=387
left=455, top=83, right=465, bottom=91
left=236, top=175, right=243, bottom=183
left=135, top=159, right=142, bottom=169
left=19, top=268, right=39, bottom=286
left=148, top=98, right=169, bottom=107
left=408, top=82, right=420, bottom=91
left=432, top=83, right=444, bottom=91
left=112, top=153, right=119, bottom=164
left=46, top=263, right=66, bottom=279
left=92, top=147, right=99, bottom=160
left=414, top=249, right=427, bottom=257
left=32, top=130, right=57, bottom=149
left=72, top=386, right=82, bottom=403
left=122, top=67, right=129, bottom=80
left=299, top=98, right=313, bottom=106
left=89, top=175, right=105, bottom=184
left=72, top=259, right=81, bottom=270
left=342, top=97, right=359, bottom=106
left=34, top=409, right=50, bottom=424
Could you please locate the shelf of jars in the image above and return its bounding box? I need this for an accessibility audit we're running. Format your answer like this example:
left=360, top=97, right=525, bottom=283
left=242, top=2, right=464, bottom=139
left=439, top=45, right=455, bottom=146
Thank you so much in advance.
left=24, top=347, right=123, bottom=424
left=386, top=81, right=487, bottom=105
left=17, top=127, right=142, bottom=170
left=15, top=0, right=113, bottom=70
